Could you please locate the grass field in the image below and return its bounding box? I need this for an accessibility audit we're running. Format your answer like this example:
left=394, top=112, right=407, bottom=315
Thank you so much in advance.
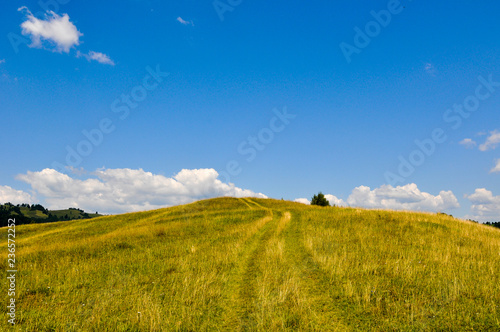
left=1, top=197, right=500, bottom=331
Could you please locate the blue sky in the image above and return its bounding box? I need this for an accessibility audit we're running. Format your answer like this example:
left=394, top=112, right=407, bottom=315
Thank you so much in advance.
left=0, top=0, right=499, bottom=221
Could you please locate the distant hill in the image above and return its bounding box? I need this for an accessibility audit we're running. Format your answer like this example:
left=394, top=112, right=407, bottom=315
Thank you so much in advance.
left=0, top=203, right=102, bottom=227
left=1, top=197, right=499, bottom=331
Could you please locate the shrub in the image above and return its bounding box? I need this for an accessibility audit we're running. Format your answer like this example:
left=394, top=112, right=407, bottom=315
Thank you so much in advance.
left=311, top=192, right=330, bottom=207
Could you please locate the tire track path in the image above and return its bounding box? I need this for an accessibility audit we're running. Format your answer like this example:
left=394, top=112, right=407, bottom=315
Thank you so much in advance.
left=237, top=210, right=277, bottom=330
left=284, top=212, right=380, bottom=331
left=224, top=198, right=294, bottom=330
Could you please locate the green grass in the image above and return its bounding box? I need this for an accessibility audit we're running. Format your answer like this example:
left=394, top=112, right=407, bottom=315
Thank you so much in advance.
left=18, top=208, right=48, bottom=220
left=48, top=209, right=100, bottom=219
left=1, top=197, right=500, bottom=331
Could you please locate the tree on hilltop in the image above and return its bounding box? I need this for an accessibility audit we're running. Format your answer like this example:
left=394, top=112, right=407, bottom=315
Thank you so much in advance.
left=311, top=192, right=330, bottom=207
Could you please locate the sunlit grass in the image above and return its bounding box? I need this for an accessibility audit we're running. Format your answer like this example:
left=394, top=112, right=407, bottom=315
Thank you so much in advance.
left=1, top=197, right=499, bottom=331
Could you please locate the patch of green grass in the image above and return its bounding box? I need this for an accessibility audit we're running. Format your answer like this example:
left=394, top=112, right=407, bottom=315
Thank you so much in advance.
left=19, top=208, right=48, bottom=219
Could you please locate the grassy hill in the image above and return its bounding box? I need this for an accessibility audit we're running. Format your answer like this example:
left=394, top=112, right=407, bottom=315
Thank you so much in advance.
left=1, top=197, right=500, bottom=331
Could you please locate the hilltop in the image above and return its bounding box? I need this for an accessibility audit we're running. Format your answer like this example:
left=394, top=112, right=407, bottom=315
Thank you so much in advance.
left=1, top=197, right=499, bottom=331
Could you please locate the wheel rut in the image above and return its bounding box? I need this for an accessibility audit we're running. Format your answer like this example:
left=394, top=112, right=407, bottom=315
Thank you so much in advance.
left=283, top=212, right=350, bottom=331
left=283, top=212, right=380, bottom=331
left=237, top=211, right=276, bottom=330
left=224, top=199, right=293, bottom=331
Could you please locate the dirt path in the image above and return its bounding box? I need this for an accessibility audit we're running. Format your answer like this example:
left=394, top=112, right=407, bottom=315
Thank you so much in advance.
left=221, top=199, right=272, bottom=329
left=237, top=212, right=277, bottom=329
left=223, top=198, right=297, bottom=330
left=241, top=197, right=267, bottom=209
left=276, top=211, right=291, bottom=236
left=283, top=212, right=376, bottom=331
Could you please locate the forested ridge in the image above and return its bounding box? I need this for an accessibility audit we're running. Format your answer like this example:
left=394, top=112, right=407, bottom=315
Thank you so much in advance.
left=0, top=203, right=101, bottom=227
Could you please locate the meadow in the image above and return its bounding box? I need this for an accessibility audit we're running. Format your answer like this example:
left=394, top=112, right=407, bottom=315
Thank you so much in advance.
left=1, top=197, right=499, bottom=331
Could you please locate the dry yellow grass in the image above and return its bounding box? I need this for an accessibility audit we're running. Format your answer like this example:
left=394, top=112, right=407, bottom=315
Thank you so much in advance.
left=1, top=197, right=499, bottom=331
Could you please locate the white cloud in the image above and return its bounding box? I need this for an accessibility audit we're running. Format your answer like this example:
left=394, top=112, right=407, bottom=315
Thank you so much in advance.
left=294, top=184, right=458, bottom=212
left=18, top=7, right=113, bottom=66
left=0, top=59, right=5, bottom=64
left=77, top=51, right=115, bottom=65
left=346, top=183, right=459, bottom=212
left=479, top=130, right=500, bottom=151
left=18, top=7, right=82, bottom=53
left=424, top=62, right=436, bottom=76
left=17, top=168, right=267, bottom=214
left=325, top=194, right=347, bottom=207
left=459, top=138, right=477, bottom=149
left=294, top=198, right=310, bottom=205
left=0, top=185, right=33, bottom=205
left=466, top=188, right=500, bottom=222
left=490, top=159, right=500, bottom=173
left=176, top=17, right=193, bottom=26
left=294, top=195, right=346, bottom=206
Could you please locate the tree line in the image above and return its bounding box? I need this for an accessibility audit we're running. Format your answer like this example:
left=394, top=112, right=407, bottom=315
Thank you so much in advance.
left=484, top=221, right=500, bottom=229
left=0, top=203, right=100, bottom=227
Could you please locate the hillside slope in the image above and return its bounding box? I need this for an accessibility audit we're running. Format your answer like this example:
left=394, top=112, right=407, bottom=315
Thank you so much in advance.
left=1, top=197, right=500, bottom=331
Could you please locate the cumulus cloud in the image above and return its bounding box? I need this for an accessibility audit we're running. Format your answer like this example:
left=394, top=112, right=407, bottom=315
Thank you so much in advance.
left=466, top=188, right=500, bottom=222
left=325, top=194, right=347, bottom=207
left=18, top=7, right=113, bottom=65
left=490, top=159, right=500, bottom=173
left=176, top=17, right=194, bottom=26
left=294, top=184, right=458, bottom=212
left=17, top=168, right=267, bottom=214
left=294, top=198, right=310, bottom=205
left=0, top=185, right=33, bottom=205
left=346, top=183, right=459, bottom=212
left=77, top=51, right=115, bottom=65
left=459, top=138, right=477, bottom=149
left=18, top=7, right=82, bottom=53
left=479, top=130, right=500, bottom=151
left=294, top=195, right=346, bottom=206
